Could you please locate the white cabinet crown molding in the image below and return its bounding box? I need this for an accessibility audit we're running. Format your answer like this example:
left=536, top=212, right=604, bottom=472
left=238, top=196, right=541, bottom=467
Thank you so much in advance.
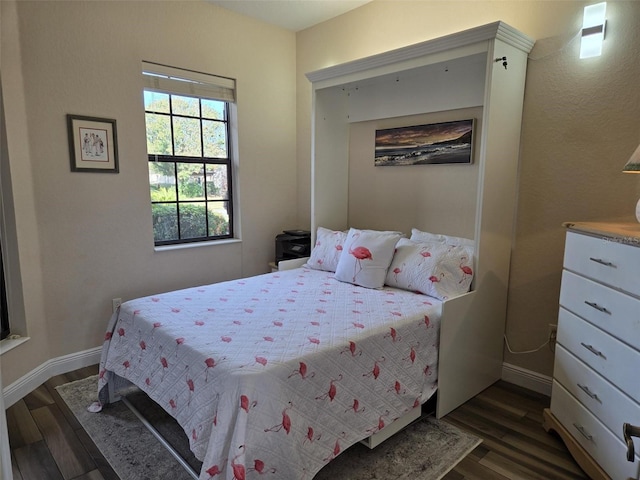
left=306, top=21, right=534, bottom=85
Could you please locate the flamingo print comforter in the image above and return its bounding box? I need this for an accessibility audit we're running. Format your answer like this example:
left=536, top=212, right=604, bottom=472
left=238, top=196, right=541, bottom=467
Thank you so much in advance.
left=97, top=267, right=442, bottom=480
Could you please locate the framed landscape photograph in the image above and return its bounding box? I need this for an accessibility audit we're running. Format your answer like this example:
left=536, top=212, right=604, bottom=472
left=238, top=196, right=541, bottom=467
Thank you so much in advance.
left=375, top=119, right=474, bottom=166
left=67, top=114, right=119, bottom=173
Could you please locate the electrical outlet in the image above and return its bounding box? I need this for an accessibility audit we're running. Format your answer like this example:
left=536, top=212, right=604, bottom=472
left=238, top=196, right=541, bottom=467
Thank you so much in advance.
left=548, top=323, right=558, bottom=344
left=112, top=298, right=122, bottom=313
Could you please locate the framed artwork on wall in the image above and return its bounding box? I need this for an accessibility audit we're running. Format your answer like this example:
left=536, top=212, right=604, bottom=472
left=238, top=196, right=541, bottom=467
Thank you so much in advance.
left=67, top=114, right=119, bottom=173
left=375, top=119, right=474, bottom=166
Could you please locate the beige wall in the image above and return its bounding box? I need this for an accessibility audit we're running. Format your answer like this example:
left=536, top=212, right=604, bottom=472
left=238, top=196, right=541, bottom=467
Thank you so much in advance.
left=0, top=0, right=297, bottom=386
left=296, top=1, right=640, bottom=377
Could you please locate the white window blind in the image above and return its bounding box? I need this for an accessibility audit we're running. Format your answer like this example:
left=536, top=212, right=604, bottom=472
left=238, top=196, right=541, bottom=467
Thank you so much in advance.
left=142, top=61, right=236, bottom=103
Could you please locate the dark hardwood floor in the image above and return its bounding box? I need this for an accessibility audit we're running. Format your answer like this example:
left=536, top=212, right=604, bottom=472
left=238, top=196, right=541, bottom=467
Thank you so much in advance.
left=442, top=381, right=588, bottom=480
left=7, top=365, right=587, bottom=480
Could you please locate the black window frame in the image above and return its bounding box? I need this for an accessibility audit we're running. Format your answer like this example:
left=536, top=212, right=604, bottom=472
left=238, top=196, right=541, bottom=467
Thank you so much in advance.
left=0, top=243, right=9, bottom=340
left=145, top=91, right=234, bottom=246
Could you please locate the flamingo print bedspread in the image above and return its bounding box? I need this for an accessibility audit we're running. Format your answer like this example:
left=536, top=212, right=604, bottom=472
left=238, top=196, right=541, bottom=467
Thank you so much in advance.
left=97, top=267, right=442, bottom=480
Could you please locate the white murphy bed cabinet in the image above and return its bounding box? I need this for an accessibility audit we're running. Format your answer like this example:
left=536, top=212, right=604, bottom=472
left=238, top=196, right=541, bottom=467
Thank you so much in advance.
left=544, top=222, right=640, bottom=480
left=306, top=22, right=534, bottom=419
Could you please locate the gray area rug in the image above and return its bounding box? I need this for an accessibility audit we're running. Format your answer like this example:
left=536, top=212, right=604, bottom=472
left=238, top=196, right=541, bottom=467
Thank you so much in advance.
left=57, top=375, right=481, bottom=479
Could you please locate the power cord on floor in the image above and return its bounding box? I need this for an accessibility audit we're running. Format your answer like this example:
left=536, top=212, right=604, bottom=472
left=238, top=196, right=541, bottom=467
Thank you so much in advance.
left=504, top=334, right=555, bottom=355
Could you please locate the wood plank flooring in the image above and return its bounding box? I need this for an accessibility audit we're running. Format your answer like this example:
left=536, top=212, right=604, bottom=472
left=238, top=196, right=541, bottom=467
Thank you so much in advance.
left=443, top=381, right=588, bottom=480
left=7, top=365, right=587, bottom=479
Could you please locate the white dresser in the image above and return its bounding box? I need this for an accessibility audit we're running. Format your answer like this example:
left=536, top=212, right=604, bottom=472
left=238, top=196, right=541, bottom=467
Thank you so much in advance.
left=543, top=222, right=640, bottom=480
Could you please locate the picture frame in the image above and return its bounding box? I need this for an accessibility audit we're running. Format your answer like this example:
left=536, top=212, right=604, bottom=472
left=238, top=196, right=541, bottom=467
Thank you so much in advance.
left=67, top=114, right=119, bottom=173
left=374, top=119, right=474, bottom=166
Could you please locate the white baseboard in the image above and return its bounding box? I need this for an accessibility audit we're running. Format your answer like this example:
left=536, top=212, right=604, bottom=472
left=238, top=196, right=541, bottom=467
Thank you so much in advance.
left=3, top=346, right=102, bottom=408
left=501, top=362, right=552, bottom=397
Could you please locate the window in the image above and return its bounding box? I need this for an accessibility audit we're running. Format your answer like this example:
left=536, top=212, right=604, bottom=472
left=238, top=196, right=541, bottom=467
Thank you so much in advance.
left=142, top=62, right=236, bottom=246
left=0, top=92, right=9, bottom=340
left=0, top=243, right=8, bottom=341
left=0, top=258, right=11, bottom=340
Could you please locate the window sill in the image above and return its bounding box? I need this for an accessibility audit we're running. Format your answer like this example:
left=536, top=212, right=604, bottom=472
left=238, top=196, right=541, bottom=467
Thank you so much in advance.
left=154, top=237, right=241, bottom=253
left=0, top=335, right=30, bottom=355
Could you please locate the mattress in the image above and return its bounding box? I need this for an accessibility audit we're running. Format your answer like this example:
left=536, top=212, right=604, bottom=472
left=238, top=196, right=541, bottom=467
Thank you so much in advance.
left=97, top=267, right=442, bottom=479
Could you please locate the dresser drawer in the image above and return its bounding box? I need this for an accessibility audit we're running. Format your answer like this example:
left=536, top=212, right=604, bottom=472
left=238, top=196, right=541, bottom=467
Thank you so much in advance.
left=553, top=344, right=640, bottom=452
left=560, top=270, right=640, bottom=351
left=564, top=231, right=640, bottom=298
left=557, top=308, right=640, bottom=401
left=551, top=381, right=640, bottom=480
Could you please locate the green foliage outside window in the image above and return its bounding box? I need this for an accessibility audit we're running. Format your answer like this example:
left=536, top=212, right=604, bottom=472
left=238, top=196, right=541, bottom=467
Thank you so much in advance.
left=145, top=90, right=231, bottom=245
left=152, top=204, right=229, bottom=242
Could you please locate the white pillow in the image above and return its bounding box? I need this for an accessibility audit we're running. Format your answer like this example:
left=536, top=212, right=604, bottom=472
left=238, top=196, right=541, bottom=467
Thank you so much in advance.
left=307, top=227, right=347, bottom=272
left=410, top=228, right=474, bottom=248
left=334, top=228, right=402, bottom=289
left=385, top=238, right=474, bottom=300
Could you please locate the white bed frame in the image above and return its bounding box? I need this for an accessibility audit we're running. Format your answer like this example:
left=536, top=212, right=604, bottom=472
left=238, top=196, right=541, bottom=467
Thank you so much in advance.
left=306, top=21, right=534, bottom=420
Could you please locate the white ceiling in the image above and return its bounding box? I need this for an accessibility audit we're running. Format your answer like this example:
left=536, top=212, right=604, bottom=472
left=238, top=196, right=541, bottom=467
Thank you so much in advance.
left=207, top=0, right=372, bottom=32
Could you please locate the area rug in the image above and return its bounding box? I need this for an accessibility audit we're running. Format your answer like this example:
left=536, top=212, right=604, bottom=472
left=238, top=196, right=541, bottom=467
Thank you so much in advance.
left=57, top=375, right=481, bottom=480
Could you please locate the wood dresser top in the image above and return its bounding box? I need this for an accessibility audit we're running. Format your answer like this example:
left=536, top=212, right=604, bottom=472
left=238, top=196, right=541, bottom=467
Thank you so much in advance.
left=563, top=221, right=640, bottom=246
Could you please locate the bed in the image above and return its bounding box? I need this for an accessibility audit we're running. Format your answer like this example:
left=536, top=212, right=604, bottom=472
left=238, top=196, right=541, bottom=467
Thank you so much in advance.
left=85, top=19, right=534, bottom=480
left=96, top=227, right=475, bottom=480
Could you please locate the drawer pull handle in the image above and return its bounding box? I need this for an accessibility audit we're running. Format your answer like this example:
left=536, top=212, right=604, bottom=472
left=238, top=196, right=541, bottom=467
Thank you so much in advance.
left=580, top=342, right=606, bottom=359
left=584, top=301, right=611, bottom=315
left=588, top=257, right=616, bottom=268
left=573, top=423, right=593, bottom=442
left=577, top=383, right=601, bottom=403
left=623, top=423, right=640, bottom=462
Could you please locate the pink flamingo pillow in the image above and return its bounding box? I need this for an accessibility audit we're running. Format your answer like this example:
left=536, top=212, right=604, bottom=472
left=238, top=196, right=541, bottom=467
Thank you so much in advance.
left=307, top=227, right=347, bottom=273
left=410, top=228, right=474, bottom=249
left=385, top=238, right=474, bottom=300
left=334, top=228, right=402, bottom=289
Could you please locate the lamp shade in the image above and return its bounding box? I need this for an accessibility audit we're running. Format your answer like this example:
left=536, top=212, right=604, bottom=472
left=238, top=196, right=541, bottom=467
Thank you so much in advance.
left=623, top=144, right=640, bottom=173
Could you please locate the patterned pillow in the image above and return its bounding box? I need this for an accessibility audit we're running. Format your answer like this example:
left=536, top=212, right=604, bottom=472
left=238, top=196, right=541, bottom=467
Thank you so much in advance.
left=334, top=228, right=402, bottom=289
left=307, top=227, right=348, bottom=272
left=410, top=228, right=475, bottom=248
left=385, top=238, right=474, bottom=300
